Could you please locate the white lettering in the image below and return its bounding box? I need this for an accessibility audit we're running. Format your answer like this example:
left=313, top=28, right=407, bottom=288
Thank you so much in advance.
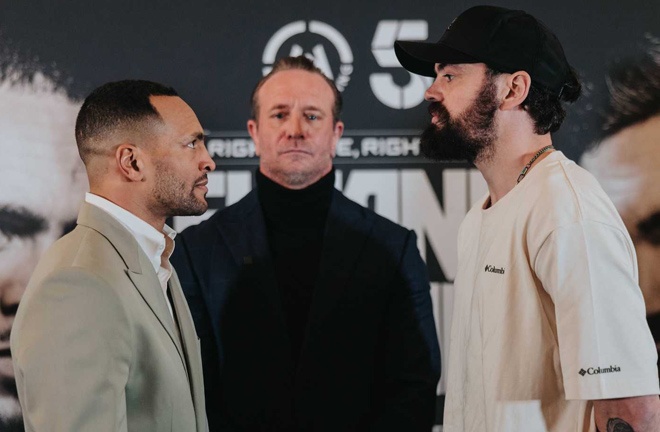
left=401, top=169, right=467, bottom=280
left=431, top=281, right=454, bottom=395
left=359, top=137, right=420, bottom=157
left=361, top=138, right=380, bottom=157
left=342, top=169, right=399, bottom=223
left=206, top=138, right=256, bottom=158
left=335, top=138, right=354, bottom=158
left=226, top=171, right=252, bottom=206
left=370, top=20, right=433, bottom=109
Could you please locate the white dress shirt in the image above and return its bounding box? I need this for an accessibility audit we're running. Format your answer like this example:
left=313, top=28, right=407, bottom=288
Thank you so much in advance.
left=85, top=193, right=176, bottom=318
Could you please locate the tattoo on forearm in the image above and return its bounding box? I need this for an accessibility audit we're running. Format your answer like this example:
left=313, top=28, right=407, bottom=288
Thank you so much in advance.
left=607, top=418, right=635, bottom=432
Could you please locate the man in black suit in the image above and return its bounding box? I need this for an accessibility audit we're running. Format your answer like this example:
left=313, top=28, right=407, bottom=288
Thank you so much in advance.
left=171, top=55, right=440, bottom=432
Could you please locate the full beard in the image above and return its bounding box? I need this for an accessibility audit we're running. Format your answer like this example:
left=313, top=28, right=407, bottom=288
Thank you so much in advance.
left=420, top=75, right=498, bottom=165
left=152, top=167, right=209, bottom=217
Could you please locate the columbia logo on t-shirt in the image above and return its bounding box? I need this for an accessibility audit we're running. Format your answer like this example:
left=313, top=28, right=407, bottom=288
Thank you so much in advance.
left=484, top=265, right=505, bottom=274
left=579, top=366, right=621, bottom=376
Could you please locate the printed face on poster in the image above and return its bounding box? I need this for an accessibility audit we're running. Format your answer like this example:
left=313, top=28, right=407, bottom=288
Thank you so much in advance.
left=0, top=0, right=657, bottom=428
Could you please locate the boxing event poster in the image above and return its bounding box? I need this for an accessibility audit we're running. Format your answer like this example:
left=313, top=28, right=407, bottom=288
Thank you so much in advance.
left=0, top=0, right=657, bottom=428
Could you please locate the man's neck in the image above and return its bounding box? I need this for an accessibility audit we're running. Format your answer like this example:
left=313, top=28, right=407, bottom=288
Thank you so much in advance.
left=89, top=186, right=166, bottom=232
left=476, top=132, right=554, bottom=207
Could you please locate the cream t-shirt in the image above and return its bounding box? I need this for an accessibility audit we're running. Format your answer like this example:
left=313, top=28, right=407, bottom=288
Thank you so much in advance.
left=443, top=151, right=659, bottom=432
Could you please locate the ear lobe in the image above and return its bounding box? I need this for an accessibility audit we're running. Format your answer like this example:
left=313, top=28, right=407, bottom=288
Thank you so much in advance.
left=117, top=145, right=144, bottom=182
left=501, top=71, right=531, bottom=110
left=331, top=121, right=345, bottom=158
left=247, top=119, right=261, bottom=156
left=334, top=120, right=345, bottom=138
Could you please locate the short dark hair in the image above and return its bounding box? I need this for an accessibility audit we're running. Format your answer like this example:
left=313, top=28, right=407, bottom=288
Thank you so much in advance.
left=75, top=80, right=178, bottom=164
left=600, top=40, right=660, bottom=138
left=487, top=65, right=581, bottom=135
left=250, top=55, right=343, bottom=123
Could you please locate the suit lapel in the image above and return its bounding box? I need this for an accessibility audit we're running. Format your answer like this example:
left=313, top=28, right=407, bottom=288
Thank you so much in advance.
left=213, top=191, right=291, bottom=355
left=214, top=191, right=270, bottom=267
left=125, top=266, right=186, bottom=366
left=78, top=203, right=187, bottom=368
left=169, top=271, right=206, bottom=426
left=308, top=191, right=374, bottom=328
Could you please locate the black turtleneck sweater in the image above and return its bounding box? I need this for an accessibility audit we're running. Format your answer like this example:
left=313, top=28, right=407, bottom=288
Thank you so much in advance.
left=256, top=169, right=334, bottom=367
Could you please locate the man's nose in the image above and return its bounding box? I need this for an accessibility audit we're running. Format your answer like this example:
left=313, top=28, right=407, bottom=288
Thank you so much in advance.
left=286, top=115, right=304, bottom=139
left=200, top=143, right=216, bottom=172
left=201, top=150, right=215, bottom=172
left=424, top=78, right=444, bottom=102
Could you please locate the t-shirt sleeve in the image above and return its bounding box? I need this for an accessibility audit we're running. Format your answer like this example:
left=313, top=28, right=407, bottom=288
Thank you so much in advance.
left=534, top=219, right=659, bottom=400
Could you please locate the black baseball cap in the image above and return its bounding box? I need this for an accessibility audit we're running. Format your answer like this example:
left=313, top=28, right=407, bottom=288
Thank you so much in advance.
left=395, top=5, right=577, bottom=97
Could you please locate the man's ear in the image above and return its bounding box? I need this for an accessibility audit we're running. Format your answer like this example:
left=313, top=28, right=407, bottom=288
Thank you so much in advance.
left=500, top=71, right=532, bottom=111
left=247, top=119, right=261, bottom=156
left=331, top=120, right=344, bottom=158
left=116, top=144, right=144, bottom=182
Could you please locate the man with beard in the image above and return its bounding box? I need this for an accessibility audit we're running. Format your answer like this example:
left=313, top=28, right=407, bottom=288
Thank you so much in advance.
left=11, top=80, right=213, bottom=431
left=171, top=56, right=440, bottom=431
left=396, top=5, right=660, bottom=432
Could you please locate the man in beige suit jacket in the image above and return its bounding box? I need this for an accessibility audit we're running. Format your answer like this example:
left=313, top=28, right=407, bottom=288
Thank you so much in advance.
left=10, top=80, right=214, bottom=432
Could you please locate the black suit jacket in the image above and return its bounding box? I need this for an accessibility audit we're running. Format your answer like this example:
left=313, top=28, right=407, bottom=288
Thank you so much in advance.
left=172, top=189, right=440, bottom=431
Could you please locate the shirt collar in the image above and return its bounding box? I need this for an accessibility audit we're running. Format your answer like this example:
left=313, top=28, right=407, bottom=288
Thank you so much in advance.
left=85, top=193, right=176, bottom=274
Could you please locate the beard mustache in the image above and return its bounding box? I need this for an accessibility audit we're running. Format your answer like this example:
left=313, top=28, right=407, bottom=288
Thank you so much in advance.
left=420, top=76, right=499, bottom=165
left=152, top=165, right=210, bottom=218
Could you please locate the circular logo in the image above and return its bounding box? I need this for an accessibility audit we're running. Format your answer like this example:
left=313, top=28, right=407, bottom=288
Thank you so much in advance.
left=262, top=21, right=354, bottom=92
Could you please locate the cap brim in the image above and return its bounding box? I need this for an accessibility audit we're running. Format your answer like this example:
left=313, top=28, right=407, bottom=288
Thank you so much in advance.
left=394, top=40, right=480, bottom=77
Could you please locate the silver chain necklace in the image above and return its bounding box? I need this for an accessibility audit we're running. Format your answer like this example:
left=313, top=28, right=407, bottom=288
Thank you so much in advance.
left=516, top=145, right=554, bottom=183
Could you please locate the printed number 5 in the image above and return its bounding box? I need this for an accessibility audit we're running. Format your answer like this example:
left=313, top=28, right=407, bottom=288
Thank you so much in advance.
left=370, top=20, right=433, bottom=109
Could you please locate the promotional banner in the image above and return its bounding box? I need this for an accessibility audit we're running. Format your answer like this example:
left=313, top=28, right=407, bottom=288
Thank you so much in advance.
left=0, top=0, right=658, bottom=429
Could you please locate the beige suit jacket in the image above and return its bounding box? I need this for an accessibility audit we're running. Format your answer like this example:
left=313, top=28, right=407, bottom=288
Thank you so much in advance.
left=11, top=202, right=207, bottom=432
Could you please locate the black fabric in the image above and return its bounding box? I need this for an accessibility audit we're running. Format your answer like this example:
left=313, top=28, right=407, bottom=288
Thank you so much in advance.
left=394, top=5, right=576, bottom=96
left=171, top=187, right=441, bottom=432
left=256, top=169, right=334, bottom=367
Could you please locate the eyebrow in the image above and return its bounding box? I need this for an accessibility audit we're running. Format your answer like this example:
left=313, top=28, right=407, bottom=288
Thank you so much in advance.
left=268, top=104, right=290, bottom=111
left=268, top=104, right=324, bottom=112
left=181, top=132, right=205, bottom=144
left=0, top=206, right=48, bottom=239
left=436, top=63, right=464, bottom=73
